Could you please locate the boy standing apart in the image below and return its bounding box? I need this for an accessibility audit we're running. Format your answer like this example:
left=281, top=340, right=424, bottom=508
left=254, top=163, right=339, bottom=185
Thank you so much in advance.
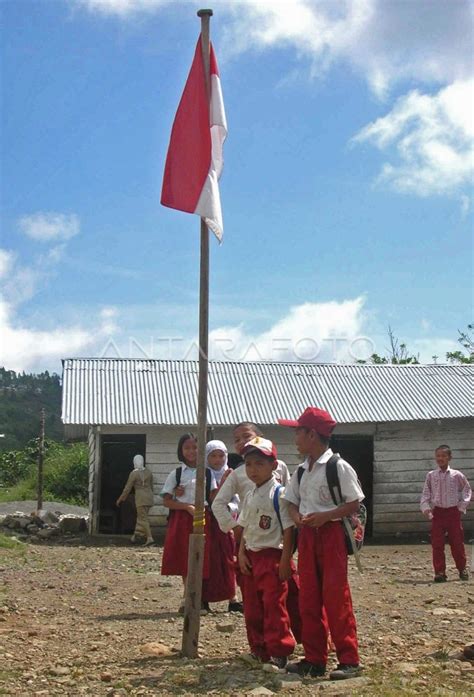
left=238, top=437, right=297, bottom=670
left=279, top=407, right=364, bottom=680
left=420, top=444, right=471, bottom=582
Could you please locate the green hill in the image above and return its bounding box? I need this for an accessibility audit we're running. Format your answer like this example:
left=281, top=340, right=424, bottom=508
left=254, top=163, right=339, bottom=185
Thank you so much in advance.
left=0, top=368, right=63, bottom=452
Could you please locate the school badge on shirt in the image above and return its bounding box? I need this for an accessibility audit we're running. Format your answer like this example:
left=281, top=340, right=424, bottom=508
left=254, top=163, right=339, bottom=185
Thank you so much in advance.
left=259, top=515, right=272, bottom=530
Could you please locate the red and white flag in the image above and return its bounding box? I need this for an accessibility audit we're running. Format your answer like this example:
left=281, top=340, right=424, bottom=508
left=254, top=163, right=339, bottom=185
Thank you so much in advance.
left=161, top=36, right=227, bottom=241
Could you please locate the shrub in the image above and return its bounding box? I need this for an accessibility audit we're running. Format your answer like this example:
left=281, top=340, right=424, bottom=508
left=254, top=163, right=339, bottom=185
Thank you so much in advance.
left=0, top=440, right=88, bottom=505
left=43, top=443, right=88, bottom=504
left=0, top=448, right=35, bottom=486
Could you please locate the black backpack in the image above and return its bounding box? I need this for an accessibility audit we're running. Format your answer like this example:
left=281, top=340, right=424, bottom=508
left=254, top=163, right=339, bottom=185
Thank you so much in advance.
left=167, top=467, right=213, bottom=522
left=175, top=466, right=213, bottom=505
left=296, top=454, right=367, bottom=555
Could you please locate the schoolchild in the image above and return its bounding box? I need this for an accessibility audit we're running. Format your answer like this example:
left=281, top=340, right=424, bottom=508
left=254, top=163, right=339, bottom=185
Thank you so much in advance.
left=212, top=422, right=290, bottom=537
left=212, top=423, right=300, bottom=637
left=420, top=444, right=471, bottom=582
left=237, top=437, right=297, bottom=670
left=160, top=433, right=216, bottom=612
left=280, top=407, right=364, bottom=681
left=202, top=440, right=241, bottom=612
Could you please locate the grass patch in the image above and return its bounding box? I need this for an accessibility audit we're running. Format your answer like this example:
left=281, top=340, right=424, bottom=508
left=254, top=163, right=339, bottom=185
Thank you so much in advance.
left=0, top=532, right=25, bottom=550
left=0, top=480, right=45, bottom=503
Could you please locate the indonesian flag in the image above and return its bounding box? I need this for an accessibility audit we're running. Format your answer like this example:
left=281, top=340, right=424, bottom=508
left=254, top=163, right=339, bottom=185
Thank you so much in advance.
left=161, top=36, right=227, bottom=242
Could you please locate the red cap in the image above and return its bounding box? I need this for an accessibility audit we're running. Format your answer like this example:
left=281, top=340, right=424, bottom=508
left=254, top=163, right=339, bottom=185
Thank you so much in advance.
left=242, top=436, right=278, bottom=461
left=278, top=407, right=336, bottom=437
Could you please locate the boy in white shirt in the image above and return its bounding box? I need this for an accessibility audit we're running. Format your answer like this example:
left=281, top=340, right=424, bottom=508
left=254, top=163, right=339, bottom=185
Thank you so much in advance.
left=280, top=407, right=364, bottom=681
left=238, top=437, right=298, bottom=671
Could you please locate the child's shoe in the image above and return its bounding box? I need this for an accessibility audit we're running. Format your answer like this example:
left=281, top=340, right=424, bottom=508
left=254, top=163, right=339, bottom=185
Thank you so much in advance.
left=286, top=659, right=326, bottom=677
left=459, top=568, right=469, bottom=581
left=329, top=664, right=362, bottom=680
left=434, top=573, right=447, bottom=583
left=228, top=600, right=243, bottom=613
left=266, top=656, right=288, bottom=672
left=240, top=653, right=263, bottom=666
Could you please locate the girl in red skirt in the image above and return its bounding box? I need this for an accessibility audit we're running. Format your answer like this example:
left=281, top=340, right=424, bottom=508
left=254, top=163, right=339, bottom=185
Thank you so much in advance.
left=202, top=440, right=241, bottom=612
left=161, top=433, right=216, bottom=612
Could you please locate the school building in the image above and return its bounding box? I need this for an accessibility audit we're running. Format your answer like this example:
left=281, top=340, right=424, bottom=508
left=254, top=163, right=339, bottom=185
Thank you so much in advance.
left=61, top=358, right=474, bottom=538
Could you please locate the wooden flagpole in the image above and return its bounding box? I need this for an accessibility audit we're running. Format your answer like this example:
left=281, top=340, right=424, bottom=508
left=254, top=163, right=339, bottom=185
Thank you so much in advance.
left=181, top=7, right=213, bottom=658
left=37, top=407, right=45, bottom=512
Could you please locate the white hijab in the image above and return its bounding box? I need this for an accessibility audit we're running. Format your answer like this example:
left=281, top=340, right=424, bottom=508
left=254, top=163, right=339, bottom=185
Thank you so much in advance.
left=205, top=440, right=228, bottom=486
left=133, top=454, right=145, bottom=470
left=133, top=454, right=146, bottom=484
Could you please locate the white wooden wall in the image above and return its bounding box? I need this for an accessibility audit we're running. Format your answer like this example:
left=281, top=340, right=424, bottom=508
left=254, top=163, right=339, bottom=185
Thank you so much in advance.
left=92, top=419, right=473, bottom=534
left=94, top=422, right=378, bottom=527
left=373, top=418, right=473, bottom=536
left=87, top=426, right=101, bottom=534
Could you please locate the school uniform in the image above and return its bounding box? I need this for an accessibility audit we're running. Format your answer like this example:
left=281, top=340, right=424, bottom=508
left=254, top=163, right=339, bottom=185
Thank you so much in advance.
left=284, top=448, right=364, bottom=667
left=238, top=479, right=298, bottom=661
left=202, top=462, right=237, bottom=603
left=212, top=459, right=290, bottom=533
left=160, top=464, right=216, bottom=578
left=212, top=459, right=299, bottom=630
left=420, top=467, right=472, bottom=575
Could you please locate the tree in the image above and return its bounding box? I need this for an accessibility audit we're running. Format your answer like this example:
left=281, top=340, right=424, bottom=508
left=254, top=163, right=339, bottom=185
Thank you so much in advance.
left=446, top=323, right=474, bottom=364
left=358, top=326, right=419, bottom=365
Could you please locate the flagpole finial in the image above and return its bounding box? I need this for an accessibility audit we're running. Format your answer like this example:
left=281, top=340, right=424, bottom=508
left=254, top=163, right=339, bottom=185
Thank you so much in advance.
left=197, top=9, right=213, bottom=17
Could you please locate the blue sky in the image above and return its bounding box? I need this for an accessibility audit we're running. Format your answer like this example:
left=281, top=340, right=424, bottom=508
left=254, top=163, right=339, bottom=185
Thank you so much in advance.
left=1, top=0, right=472, bottom=372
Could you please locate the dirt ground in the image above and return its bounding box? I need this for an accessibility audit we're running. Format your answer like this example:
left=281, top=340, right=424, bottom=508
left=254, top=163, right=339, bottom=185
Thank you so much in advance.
left=0, top=536, right=473, bottom=697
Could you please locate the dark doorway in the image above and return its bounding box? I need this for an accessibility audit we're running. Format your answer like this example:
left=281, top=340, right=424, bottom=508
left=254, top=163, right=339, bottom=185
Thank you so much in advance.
left=330, top=435, right=374, bottom=537
left=99, top=434, right=146, bottom=534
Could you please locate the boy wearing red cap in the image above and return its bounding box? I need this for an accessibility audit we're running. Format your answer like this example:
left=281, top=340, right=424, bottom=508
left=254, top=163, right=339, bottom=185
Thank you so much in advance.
left=237, top=437, right=298, bottom=671
left=279, top=407, right=364, bottom=680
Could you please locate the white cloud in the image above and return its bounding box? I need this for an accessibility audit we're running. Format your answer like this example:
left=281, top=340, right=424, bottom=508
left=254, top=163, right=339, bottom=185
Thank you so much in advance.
left=412, top=337, right=460, bottom=364
left=1, top=245, right=62, bottom=307
left=460, top=194, right=471, bottom=219
left=79, top=0, right=473, bottom=97
left=352, top=79, right=474, bottom=197
left=0, top=244, right=120, bottom=372
left=78, top=0, right=473, bottom=203
left=207, top=296, right=371, bottom=362
left=2, top=266, right=41, bottom=306
left=18, top=212, right=80, bottom=242
left=0, top=250, right=16, bottom=279
left=420, top=318, right=431, bottom=332
left=0, top=296, right=119, bottom=373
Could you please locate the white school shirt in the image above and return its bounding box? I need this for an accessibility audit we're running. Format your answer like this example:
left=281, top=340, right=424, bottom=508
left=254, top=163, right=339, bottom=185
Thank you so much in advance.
left=283, top=448, right=364, bottom=517
left=212, top=459, right=290, bottom=533
left=160, top=464, right=217, bottom=505
left=238, top=478, right=294, bottom=552
left=208, top=464, right=239, bottom=514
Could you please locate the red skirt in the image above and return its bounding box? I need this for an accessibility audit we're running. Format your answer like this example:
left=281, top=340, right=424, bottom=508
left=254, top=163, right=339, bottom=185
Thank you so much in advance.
left=161, top=509, right=211, bottom=578
left=202, top=513, right=237, bottom=603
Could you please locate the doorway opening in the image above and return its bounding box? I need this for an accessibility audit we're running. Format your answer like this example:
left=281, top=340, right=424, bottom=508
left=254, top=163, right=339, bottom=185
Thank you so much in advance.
left=330, top=435, right=374, bottom=537
left=99, top=434, right=146, bottom=534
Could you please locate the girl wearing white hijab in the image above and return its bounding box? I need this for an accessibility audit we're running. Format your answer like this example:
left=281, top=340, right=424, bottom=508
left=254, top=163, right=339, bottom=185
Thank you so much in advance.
left=202, top=440, right=242, bottom=612
left=116, top=454, right=154, bottom=545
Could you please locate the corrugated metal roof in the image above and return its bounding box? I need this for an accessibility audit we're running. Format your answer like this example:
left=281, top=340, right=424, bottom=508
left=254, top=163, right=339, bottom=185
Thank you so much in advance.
left=61, top=358, right=473, bottom=426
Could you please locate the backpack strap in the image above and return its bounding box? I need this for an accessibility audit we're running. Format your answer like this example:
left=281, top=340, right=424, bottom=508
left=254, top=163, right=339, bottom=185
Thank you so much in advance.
left=175, top=466, right=182, bottom=489
left=272, top=484, right=283, bottom=532
left=325, top=454, right=343, bottom=507
left=297, top=465, right=305, bottom=487
left=205, top=469, right=212, bottom=505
